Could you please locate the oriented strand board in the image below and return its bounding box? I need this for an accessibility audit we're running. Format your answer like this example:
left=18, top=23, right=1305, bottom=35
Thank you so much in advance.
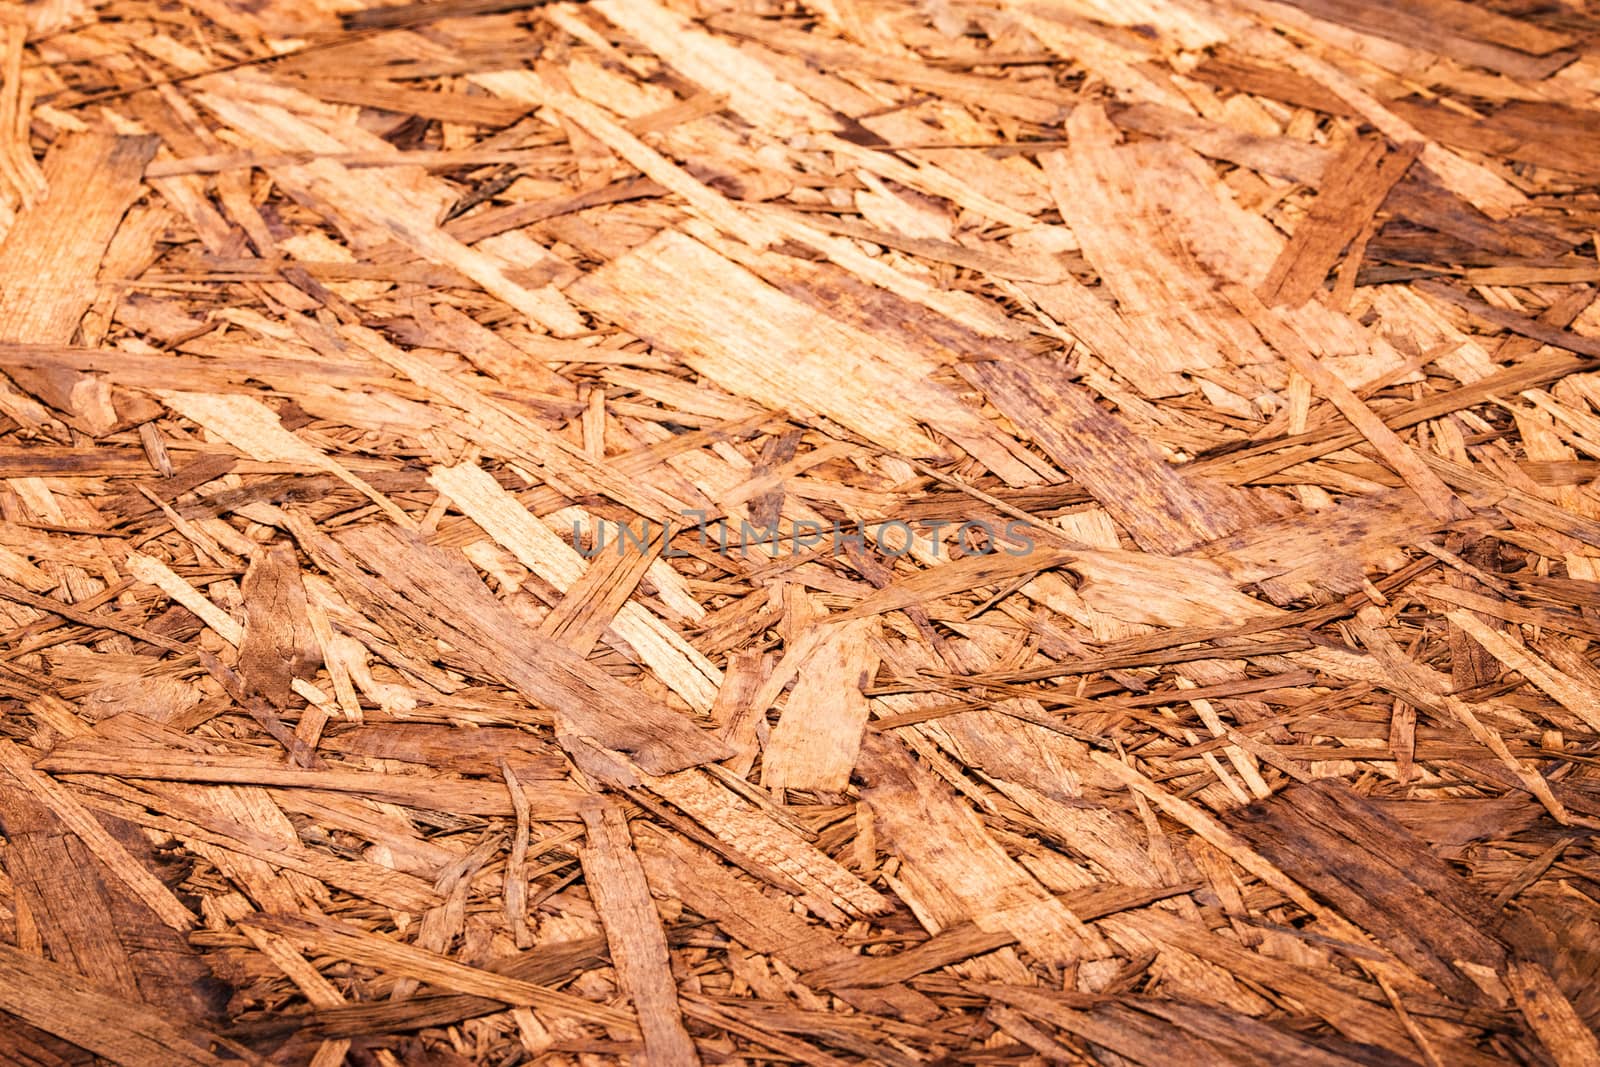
left=0, top=0, right=1598, bottom=1063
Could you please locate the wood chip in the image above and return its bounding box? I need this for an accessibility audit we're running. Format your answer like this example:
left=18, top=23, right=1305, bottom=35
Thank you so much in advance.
left=3, top=1, right=1599, bottom=1061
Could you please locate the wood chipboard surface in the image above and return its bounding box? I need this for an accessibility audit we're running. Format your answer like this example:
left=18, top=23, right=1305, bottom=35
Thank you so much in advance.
left=1, top=0, right=1600, bottom=1064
